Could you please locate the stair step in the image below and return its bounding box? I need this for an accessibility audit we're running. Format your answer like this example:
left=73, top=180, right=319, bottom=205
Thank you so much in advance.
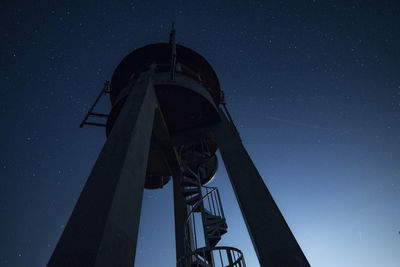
left=206, top=225, right=228, bottom=235
left=206, top=227, right=227, bottom=247
left=191, top=204, right=202, bottom=213
left=206, top=226, right=228, bottom=236
left=205, top=218, right=227, bottom=225
left=206, top=222, right=228, bottom=232
left=196, top=250, right=213, bottom=265
left=204, top=212, right=226, bottom=224
left=206, top=218, right=228, bottom=240
left=183, top=168, right=200, bottom=180
left=181, top=187, right=200, bottom=197
left=181, top=175, right=199, bottom=187
left=204, top=213, right=222, bottom=221
left=186, top=194, right=200, bottom=206
left=207, top=235, right=222, bottom=247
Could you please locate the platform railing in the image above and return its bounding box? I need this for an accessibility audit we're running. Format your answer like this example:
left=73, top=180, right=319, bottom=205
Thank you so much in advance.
left=203, top=186, right=225, bottom=220
left=178, top=246, right=246, bottom=267
left=179, top=146, right=245, bottom=267
left=184, top=186, right=219, bottom=250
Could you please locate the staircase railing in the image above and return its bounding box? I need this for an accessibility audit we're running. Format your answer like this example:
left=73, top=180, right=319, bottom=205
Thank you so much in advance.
left=203, top=186, right=225, bottom=220
left=178, top=246, right=246, bottom=267
left=184, top=186, right=220, bottom=250
left=178, top=145, right=245, bottom=267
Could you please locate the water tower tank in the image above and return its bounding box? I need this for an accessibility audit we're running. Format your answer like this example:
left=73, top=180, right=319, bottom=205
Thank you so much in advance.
left=106, top=43, right=221, bottom=188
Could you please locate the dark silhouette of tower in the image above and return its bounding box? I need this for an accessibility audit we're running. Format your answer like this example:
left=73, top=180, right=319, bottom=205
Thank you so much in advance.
left=48, top=27, right=310, bottom=267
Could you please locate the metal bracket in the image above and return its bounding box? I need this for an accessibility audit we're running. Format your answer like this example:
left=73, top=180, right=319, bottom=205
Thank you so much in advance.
left=80, top=81, right=110, bottom=128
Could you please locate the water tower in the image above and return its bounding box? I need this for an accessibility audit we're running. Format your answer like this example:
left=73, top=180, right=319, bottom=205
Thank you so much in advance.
left=48, top=27, right=310, bottom=267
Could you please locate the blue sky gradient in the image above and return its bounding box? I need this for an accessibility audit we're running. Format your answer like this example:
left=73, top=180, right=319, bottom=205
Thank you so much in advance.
left=1, top=1, right=399, bottom=266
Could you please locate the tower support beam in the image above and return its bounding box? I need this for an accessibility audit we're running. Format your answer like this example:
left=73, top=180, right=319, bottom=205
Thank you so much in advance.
left=173, top=173, right=189, bottom=262
left=48, top=68, right=158, bottom=267
left=213, top=110, right=310, bottom=267
left=162, top=145, right=190, bottom=263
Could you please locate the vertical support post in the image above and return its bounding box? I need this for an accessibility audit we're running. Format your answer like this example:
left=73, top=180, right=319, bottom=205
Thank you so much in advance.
left=173, top=174, right=189, bottom=264
left=163, top=145, right=191, bottom=265
left=48, top=68, right=158, bottom=267
left=212, top=110, right=310, bottom=267
left=227, top=249, right=234, bottom=266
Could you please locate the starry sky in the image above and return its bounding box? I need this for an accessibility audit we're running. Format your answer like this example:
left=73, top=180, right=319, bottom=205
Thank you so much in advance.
left=1, top=1, right=400, bottom=266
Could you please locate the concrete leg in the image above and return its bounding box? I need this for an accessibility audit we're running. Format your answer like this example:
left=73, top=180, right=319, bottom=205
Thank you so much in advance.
left=212, top=110, right=310, bottom=267
left=173, top=174, right=189, bottom=265
left=48, top=70, right=158, bottom=267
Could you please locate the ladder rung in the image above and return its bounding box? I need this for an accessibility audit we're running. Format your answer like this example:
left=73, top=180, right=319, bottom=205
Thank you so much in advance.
left=90, top=112, right=108, bottom=118
left=83, top=122, right=107, bottom=127
left=80, top=81, right=110, bottom=128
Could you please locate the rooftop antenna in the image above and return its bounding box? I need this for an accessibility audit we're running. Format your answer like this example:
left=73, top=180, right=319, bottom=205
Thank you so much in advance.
left=169, top=22, right=177, bottom=81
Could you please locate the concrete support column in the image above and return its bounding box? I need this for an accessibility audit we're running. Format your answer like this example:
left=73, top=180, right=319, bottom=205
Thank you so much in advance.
left=173, top=173, right=189, bottom=264
left=48, top=69, right=158, bottom=267
left=213, top=110, right=310, bottom=267
left=161, top=146, right=189, bottom=265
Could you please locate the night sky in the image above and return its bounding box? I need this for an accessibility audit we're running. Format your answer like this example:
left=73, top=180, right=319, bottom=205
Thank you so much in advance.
left=1, top=1, right=400, bottom=266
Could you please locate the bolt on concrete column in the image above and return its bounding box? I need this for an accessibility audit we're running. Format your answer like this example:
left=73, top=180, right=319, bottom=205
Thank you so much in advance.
left=48, top=68, right=158, bottom=267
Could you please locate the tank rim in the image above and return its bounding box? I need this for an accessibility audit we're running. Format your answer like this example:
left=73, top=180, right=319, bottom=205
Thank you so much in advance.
left=109, top=42, right=221, bottom=106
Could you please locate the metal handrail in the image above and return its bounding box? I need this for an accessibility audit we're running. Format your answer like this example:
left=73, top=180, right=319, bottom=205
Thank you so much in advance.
left=185, top=186, right=218, bottom=225
left=178, top=246, right=245, bottom=267
left=180, top=149, right=244, bottom=266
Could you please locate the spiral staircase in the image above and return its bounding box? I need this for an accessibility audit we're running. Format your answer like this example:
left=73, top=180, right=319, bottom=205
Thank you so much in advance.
left=177, top=143, right=246, bottom=267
